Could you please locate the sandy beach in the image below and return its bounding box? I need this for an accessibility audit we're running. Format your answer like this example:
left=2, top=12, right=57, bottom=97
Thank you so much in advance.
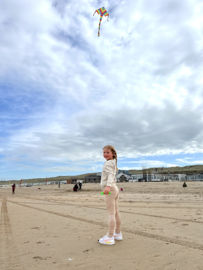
left=0, top=182, right=203, bottom=270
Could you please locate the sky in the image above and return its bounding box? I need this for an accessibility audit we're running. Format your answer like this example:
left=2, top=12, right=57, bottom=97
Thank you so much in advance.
left=0, top=0, right=203, bottom=180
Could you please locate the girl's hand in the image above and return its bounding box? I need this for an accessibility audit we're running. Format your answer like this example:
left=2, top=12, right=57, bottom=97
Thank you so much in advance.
left=103, top=186, right=111, bottom=194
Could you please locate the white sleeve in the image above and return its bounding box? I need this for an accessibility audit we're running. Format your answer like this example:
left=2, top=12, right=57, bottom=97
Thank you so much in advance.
left=104, top=161, right=115, bottom=187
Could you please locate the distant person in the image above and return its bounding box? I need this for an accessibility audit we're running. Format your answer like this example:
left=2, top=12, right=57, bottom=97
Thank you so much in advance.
left=99, top=145, right=122, bottom=246
left=183, top=182, right=187, bottom=187
left=73, top=184, right=78, bottom=192
left=12, top=183, right=16, bottom=194
left=120, top=188, right=123, bottom=191
left=79, top=182, right=82, bottom=190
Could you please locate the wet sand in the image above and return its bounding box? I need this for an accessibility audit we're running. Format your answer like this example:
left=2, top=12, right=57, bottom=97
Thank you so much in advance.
left=0, top=182, right=203, bottom=270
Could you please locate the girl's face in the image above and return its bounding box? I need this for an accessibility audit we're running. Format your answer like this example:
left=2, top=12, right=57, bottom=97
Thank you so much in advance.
left=103, top=148, right=114, bottom=161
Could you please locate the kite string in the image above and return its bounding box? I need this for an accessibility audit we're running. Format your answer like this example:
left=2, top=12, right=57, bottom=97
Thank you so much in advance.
left=100, top=35, right=104, bottom=143
left=104, top=118, right=105, bottom=145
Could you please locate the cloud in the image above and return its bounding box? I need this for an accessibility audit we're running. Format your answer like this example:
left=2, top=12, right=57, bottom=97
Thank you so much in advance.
left=43, top=164, right=101, bottom=172
left=176, top=158, right=203, bottom=164
left=1, top=0, right=203, bottom=178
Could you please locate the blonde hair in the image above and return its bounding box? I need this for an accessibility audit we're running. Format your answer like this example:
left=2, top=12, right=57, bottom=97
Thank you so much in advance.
left=103, top=145, right=118, bottom=173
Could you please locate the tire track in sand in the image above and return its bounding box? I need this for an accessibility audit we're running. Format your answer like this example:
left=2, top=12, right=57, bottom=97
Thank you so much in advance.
left=8, top=200, right=203, bottom=251
left=19, top=195, right=203, bottom=225
left=0, top=197, right=22, bottom=270
left=72, top=204, right=203, bottom=225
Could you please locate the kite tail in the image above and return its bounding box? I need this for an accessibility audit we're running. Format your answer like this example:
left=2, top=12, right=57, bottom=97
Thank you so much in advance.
left=98, top=15, right=103, bottom=37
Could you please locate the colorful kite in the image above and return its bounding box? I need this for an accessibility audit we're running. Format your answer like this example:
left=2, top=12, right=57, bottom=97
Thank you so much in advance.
left=93, top=7, right=109, bottom=37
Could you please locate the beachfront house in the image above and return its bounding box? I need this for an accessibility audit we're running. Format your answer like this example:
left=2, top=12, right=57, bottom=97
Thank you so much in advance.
left=130, top=174, right=143, bottom=181
left=67, top=179, right=82, bottom=184
left=70, top=178, right=78, bottom=184
left=118, top=169, right=130, bottom=175
left=67, top=179, right=72, bottom=184
left=116, top=173, right=131, bottom=182
left=84, top=175, right=101, bottom=183
left=185, top=174, right=203, bottom=181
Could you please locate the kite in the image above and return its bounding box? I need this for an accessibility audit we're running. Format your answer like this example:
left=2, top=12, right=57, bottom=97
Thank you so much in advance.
left=93, top=7, right=109, bottom=37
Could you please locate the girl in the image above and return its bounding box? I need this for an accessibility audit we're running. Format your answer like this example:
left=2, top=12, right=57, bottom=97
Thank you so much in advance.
left=99, top=145, right=122, bottom=245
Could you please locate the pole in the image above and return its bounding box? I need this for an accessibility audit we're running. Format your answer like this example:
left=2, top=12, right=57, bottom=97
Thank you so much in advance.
left=46, top=176, right=47, bottom=185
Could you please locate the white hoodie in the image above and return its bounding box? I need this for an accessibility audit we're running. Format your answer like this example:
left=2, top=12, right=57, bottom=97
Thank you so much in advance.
left=100, top=159, right=117, bottom=187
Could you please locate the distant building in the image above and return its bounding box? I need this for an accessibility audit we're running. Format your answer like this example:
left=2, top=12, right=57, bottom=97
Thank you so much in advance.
left=185, top=174, right=203, bottom=181
left=116, top=173, right=131, bottom=182
left=131, top=174, right=143, bottom=181
left=70, top=178, right=78, bottom=184
left=67, top=179, right=73, bottom=184
left=118, top=170, right=130, bottom=175
left=84, top=175, right=101, bottom=183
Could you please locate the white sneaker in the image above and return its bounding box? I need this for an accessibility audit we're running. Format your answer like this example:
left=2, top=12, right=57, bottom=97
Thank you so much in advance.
left=99, top=235, right=115, bottom=245
left=114, top=232, right=123, bottom=240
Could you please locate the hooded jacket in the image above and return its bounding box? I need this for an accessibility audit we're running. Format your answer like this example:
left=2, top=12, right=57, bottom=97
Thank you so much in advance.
left=100, top=159, right=117, bottom=187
